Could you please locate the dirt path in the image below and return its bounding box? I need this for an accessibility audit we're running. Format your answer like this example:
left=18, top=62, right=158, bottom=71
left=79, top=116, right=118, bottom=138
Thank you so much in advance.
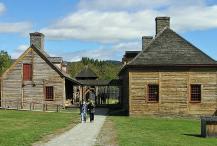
left=35, top=108, right=108, bottom=146
left=95, top=117, right=118, bottom=146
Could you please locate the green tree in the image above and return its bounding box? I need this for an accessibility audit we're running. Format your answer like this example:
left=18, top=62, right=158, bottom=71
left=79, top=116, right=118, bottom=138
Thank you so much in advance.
left=68, top=57, right=121, bottom=80
left=0, top=50, right=12, bottom=75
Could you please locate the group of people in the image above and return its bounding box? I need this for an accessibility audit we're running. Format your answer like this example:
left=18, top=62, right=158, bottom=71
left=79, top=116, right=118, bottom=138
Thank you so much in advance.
left=80, top=101, right=95, bottom=123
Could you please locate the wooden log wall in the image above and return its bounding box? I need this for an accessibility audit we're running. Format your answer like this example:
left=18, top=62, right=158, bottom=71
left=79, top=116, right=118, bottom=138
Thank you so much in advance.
left=1, top=48, right=65, bottom=109
left=128, top=68, right=217, bottom=116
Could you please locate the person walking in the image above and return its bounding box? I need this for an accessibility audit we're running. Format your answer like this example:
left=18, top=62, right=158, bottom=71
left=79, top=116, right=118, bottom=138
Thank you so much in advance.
left=88, top=101, right=95, bottom=122
left=81, top=101, right=88, bottom=123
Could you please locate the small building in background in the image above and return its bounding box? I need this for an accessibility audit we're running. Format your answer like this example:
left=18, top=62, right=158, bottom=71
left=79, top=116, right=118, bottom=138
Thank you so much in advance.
left=73, top=66, right=121, bottom=106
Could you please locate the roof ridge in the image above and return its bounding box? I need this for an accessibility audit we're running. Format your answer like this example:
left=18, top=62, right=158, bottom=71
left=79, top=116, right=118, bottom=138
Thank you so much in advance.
left=127, top=27, right=217, bottom=66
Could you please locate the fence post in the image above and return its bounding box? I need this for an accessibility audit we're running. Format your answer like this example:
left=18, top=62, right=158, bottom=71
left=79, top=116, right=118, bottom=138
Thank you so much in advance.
left=17, top=100, right=19, bottom=110
left=30, top=102, right=32, bottom=111
left=56, top=105, right=59, bottom=112
left=4, top=99, right=6, bottom=110
left=43, top=104, right=45, bottom=111
left=21, top=101, right=23, bottom=109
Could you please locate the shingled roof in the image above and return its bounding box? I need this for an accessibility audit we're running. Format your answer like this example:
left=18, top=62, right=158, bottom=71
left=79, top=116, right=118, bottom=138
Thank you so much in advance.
left=79, top=79, right=122, bottom=86
left=128, top=27, right=217, bottom=66
left=75, top=66, right=98, bottom=80
left=124, top=51, right=140, bottom=58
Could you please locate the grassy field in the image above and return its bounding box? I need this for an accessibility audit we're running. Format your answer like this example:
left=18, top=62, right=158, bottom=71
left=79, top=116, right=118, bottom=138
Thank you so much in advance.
left=110, top=114, right=217, bottom=146
left=0, top=109, right=80, bottom=146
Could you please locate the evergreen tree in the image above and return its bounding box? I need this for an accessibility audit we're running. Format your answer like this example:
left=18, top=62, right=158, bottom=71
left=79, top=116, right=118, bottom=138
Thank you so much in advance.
left=68, top=57, right=121, bottom=80
left=0, top=50, right=12, bottom=75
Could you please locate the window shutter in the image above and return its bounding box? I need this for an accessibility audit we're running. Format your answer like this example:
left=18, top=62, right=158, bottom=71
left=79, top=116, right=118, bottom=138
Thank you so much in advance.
left=23, top=64, right=32, bottom=81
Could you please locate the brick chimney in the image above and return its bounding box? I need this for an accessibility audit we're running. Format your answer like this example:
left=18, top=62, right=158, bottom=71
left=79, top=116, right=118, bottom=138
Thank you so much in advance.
left=30, top=32, right=44, bottom=50
left=142, top=36, right=153, bottom=50
left=155, top=17, right=170, bottom=35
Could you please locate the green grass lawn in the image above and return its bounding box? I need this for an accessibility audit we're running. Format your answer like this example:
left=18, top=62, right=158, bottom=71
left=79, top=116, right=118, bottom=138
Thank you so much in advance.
left=0, top=109, right=80, bottom=146
left=111, top=115, right=217, bottom=146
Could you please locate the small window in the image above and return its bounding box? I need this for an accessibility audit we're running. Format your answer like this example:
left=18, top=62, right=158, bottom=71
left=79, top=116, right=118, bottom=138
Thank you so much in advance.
left=190, top=84, right=201, bottom=102
left=45, top=86, right=54, bottom=101
left=148, top=84, right=159, bottom=102
left=23, top=64, right=32, bottom=81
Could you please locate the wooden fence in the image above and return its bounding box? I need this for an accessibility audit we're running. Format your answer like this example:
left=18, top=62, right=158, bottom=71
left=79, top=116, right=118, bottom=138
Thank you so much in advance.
left=0, top=99, right=62, bottom=112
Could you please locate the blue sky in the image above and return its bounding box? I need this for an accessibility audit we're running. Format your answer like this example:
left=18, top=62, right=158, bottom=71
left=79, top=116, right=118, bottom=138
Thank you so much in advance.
left=0, top=0, right=217, bottom=61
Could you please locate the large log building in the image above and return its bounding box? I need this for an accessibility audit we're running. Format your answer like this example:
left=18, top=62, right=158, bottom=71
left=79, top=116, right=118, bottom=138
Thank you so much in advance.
left=120, top=17, right=217, bottom=116
left=1, top=32, right=79, bottom=110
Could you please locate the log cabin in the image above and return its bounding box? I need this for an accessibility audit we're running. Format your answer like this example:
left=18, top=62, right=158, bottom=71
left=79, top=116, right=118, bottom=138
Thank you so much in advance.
left=119, top=17, right=217, bottom=116
left=0, top=32, right=79, bottom=110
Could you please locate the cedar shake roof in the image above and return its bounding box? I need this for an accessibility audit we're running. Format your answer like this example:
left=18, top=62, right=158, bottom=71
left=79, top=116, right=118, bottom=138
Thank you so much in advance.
left=124, top=51, right=140, bottom=58
left=79, top=79, right=122, bottom=86
left=129, top=27, right=217, bottom=66
left=75, top=66, right=98, bottom=79
left=79, top=80, right=110, bottom=86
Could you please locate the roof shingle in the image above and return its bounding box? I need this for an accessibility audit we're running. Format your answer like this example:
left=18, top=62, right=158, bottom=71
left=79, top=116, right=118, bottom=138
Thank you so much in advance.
left=75, top=66, right=98, bottom=79
left=129, top=27, right=217, bottom=66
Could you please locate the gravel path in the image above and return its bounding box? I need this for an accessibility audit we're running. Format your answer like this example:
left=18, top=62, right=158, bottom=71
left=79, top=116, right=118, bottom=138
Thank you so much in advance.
left=37, top=108, right=108, bottom=146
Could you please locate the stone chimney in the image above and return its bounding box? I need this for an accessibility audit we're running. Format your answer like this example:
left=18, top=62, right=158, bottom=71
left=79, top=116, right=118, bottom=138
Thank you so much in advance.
left=155, top=17, right=170, bottom=35
left=30, top=32, right=45, bottom=50
left=142, top=36, right=153, bottom=50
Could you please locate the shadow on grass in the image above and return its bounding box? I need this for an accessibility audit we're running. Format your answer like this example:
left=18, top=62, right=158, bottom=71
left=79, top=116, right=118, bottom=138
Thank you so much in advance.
left=183, top=134, right=202, bottom=138
left=93, top=108, right=128, bottom=116
left=107, top=108, right=128, bottom=116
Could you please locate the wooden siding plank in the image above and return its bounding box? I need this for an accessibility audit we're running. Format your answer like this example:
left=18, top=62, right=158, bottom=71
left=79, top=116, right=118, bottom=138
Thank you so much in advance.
left=129, top=69, right=217, bottom=116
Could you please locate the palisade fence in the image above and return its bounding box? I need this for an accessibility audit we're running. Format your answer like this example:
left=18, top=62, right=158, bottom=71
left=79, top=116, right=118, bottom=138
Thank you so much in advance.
left=0, top=99, right=63, bottom=112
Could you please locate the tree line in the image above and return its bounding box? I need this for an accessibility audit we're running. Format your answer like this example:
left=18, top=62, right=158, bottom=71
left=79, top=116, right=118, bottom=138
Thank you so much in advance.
left=68, top=57, right=122, bottom=80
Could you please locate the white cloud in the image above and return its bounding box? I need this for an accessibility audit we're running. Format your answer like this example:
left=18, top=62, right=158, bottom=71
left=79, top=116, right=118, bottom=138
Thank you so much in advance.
left=41, top=10, right=157, bottom=43
left=11, top=44, right=29, bottom=59
left=0, top=3, right=6, bottom=14
left=40, top=0, right=217, bottom=43
left=55, top=41, right=140, bottom=61
left=78, top=0, right=170, bottom=11
left=0, top=3, right=32, bottom=34
left=170, top=5, right=217, bottom=31
left=0, top=22, right=32, bottom=34
left=16, top=44, right=28, bottom=52
left=112, top=41, right=141, bottom=52
left=77, top=0, right=205, bottom=11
